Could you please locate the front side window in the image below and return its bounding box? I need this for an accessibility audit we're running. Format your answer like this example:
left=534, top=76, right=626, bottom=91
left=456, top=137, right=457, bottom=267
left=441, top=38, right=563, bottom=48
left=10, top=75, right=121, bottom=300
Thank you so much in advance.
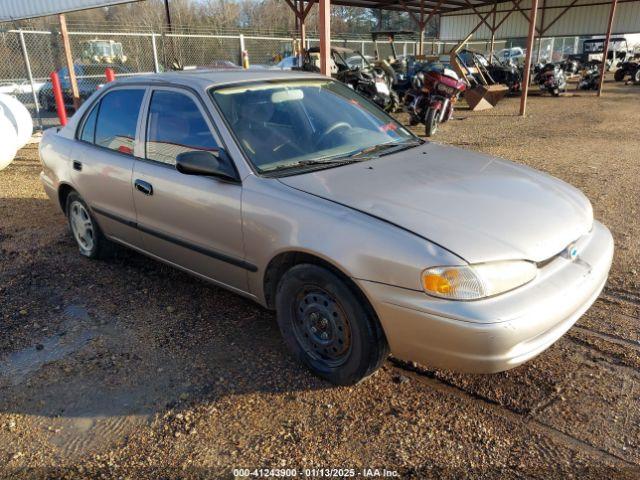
left=94, top=89, right=144, bottom=155
left=210, top=80, right=416, bottom=175
left=145, top=90, right=218, bottom=165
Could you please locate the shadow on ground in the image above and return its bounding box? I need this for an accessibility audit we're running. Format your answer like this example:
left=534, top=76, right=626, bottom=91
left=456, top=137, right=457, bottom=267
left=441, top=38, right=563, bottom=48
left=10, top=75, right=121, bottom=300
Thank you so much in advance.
left=1, top=202, right=332, bottom=424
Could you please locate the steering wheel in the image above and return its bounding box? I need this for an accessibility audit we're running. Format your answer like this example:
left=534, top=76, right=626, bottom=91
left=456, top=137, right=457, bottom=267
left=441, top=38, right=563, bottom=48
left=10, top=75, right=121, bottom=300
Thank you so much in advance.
left=316, top=121, right=352, bottom=146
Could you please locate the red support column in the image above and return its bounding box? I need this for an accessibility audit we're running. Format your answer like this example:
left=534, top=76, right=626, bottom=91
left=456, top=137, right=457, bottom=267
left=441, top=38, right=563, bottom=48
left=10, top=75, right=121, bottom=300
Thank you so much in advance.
left=598, top=0, right=619, bottom=96
left=519, top=0, right=540, bottom=117
left=319, top=0, right=331, bottom=75
left=105, top=68, right=115, bottom=83
left=50, top=71, right=67, bottom=126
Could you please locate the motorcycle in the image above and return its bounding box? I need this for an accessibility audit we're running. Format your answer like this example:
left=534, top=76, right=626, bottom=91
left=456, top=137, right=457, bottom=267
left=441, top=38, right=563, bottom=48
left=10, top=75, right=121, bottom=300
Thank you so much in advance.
left=404, top=66, right=467, bottom=137
left=577, top=61, right=601, bottom=90
left=614, top=60, right=640, bottom=82
left=533, top=63, right=567, bottom=96
left=296, top=46, right=396, bottom=112
left=560, top=58, right=582, bottom=77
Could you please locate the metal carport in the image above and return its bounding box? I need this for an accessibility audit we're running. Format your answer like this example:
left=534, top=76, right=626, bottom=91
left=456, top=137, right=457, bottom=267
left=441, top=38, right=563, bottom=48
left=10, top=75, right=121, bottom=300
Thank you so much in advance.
left=284, top=0, right=640, bottom=115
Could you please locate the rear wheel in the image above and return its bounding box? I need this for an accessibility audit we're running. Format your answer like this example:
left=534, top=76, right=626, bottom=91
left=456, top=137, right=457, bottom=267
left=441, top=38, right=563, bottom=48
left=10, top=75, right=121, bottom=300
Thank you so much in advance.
left=614, top=69, right=625, bottom=82
left=66, top=192, right=112, bottom=259
left=425, top=107, right=439, bottom=137
left=634, top=69, right=640, bottom=85
left=275, top=264, right=388, bottom=385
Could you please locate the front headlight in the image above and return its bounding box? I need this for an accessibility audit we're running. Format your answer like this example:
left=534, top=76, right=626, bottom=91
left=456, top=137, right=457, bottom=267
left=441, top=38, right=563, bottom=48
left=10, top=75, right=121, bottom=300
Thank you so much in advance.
left=421, top=261, right=537, bottom=300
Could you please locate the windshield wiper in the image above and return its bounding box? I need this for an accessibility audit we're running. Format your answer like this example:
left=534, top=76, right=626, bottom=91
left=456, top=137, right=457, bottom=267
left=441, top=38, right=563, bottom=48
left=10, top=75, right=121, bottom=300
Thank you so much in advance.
left=262, top=157, right=360, bottom=174
left=262, top=139, right=424, bottom=175
left=348, top=139, right=423, bottom=159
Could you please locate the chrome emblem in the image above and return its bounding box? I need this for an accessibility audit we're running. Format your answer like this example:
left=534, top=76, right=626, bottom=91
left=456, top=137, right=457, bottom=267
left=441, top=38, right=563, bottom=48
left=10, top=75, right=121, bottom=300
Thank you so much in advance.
left=565, top=243, right=578, bottom=261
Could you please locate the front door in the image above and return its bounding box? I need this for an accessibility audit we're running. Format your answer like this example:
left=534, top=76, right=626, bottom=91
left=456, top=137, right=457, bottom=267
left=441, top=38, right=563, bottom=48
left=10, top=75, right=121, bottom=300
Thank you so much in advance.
left=132, top=87, right=248, bottom=292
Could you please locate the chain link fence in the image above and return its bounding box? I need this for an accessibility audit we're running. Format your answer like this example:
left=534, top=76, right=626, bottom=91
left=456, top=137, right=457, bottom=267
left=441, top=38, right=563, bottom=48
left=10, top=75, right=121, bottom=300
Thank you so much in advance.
left=0, top=25, right=585, bottom=129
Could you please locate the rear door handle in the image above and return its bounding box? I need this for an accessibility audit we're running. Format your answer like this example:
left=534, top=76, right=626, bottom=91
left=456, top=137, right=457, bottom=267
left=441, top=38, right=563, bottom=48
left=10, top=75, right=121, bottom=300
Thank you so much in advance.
left=72, top=161, right=82, bottom=171
left=134, top=179, right=153, bottom=196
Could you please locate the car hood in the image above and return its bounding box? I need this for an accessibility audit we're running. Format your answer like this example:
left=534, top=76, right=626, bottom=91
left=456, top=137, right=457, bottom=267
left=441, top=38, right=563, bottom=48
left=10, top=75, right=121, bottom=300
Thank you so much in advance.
left=278, top=142, right=593, bottom=263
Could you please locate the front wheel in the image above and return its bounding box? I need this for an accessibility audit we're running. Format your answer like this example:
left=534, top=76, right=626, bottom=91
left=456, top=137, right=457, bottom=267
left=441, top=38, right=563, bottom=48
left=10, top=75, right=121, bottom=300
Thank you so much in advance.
left=40, top=93, right=53, bottom=112
left=614, top=69, right=625, bottom=82
left=275, top=264, right=389, bottom=385
left=387, top=91, right=400, bottom=113
left=425, top=107, right=439, bottom=137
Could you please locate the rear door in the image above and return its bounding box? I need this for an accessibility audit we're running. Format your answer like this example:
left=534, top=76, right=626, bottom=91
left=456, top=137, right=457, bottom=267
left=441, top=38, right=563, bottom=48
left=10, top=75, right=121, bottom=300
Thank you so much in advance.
left=70, top=87, right=146, bottom=247
left=132, top=86, right=248, bottom=292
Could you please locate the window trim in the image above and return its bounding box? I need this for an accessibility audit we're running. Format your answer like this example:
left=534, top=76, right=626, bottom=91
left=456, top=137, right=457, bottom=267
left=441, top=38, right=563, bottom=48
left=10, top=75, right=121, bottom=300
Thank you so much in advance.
left=142, top=86, right=221, bottom=167
left=74, top=85, right=149, bottom=159
left=74, top=80, right=246, bottom=179
left=138, top=84, right=242, bottom=182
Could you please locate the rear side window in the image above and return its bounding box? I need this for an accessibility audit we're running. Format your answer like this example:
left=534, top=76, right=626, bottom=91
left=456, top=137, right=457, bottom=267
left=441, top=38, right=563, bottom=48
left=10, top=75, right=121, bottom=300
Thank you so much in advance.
left=94, top=89, right=144, bottom=155
left=145, top=90, right=218, bottom=165
left=79, top=103, right=98, bottom=143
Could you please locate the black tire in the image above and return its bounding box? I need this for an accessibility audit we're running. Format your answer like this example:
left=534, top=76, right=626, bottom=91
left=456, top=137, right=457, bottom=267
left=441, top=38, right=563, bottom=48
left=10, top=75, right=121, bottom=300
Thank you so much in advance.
left=634, top=69, right=640, bottom=85
left=387, top=91, right=401, bottom=113
left=275, top=264, right=389, bottom=385
left=425, top=107, right=439, bottom=137
left=40, top=93, right=53, bottom=112
left=614, top=69, right=625, bottom=82
left=65, top=192, right=113, bottom=259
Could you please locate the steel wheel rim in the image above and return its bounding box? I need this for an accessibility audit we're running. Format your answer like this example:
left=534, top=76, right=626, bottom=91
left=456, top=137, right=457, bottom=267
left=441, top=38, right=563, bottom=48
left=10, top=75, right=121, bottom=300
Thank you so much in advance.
left=292, top=287, right=352, bottom=367
left=69, top=201, right=95, bottom=252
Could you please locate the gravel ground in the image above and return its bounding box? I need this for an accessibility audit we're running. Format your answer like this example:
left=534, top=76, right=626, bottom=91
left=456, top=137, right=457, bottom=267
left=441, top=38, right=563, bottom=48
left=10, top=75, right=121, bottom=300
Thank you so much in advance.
left=1, top=79, right=639, bottom=479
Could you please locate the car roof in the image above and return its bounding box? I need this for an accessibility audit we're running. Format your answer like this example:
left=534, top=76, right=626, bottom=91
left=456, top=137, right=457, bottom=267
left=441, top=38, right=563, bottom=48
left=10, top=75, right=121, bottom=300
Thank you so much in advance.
left=114, top=68, right=325, bottom=90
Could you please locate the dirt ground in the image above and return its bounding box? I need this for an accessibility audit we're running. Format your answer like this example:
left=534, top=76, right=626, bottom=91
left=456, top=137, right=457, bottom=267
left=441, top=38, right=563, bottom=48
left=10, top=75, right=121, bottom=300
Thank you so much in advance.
left=1, top=79, right=639, bottom=479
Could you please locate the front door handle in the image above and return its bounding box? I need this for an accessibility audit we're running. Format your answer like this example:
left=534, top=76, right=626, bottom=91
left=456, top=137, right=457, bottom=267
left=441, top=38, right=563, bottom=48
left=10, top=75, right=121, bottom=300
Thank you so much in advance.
left=134, top=179, right=153, bottom=196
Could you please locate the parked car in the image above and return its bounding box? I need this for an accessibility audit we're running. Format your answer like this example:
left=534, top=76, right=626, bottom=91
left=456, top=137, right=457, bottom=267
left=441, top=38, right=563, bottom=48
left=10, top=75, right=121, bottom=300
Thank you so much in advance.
left=346, top=54, right=375, bottom=69
left=39, top=70, right=613, bottom=385
left=496, top=47, right=525, bottom=65
left=38, top=63, right=131, bottom=111
left=273, top=56, right=300, bottom=70
left=0, top=79, right=45, bottom=105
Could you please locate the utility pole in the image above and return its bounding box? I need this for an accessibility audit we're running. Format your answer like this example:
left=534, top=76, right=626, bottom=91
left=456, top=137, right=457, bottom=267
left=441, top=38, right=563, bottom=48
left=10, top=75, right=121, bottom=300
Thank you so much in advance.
left=598, top=0, right=619, bottom=96
left=59, top=14, right=80, bottom=111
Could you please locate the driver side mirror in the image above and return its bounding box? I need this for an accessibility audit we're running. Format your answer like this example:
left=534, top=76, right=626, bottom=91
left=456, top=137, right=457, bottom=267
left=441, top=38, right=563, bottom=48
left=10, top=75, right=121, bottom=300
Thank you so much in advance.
left=175, top=149, right=239, bottom=183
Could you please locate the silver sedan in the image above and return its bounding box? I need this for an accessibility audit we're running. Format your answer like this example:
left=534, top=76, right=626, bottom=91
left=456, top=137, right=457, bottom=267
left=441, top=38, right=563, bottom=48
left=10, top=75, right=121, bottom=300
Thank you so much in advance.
left=39, top=70, right=613, bottom=385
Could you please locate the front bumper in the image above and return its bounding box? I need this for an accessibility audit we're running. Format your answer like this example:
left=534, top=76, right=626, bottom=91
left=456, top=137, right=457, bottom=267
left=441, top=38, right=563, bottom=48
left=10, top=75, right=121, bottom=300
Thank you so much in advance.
left=359, top=220, right=614, bottom=373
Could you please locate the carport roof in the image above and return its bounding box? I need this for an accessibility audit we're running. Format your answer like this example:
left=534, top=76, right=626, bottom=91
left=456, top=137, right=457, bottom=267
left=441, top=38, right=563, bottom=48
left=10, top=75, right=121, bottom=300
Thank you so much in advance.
left=296, top=0, right=534, bottom=15
left=298, top=0, right=639, bottom=17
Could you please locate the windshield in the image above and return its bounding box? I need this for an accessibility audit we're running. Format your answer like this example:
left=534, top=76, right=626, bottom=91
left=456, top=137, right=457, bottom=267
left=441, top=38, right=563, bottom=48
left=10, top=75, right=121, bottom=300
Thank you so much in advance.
left=210, top=79, right=417, bottom=174
left=93, top=42, right=111, bottom=56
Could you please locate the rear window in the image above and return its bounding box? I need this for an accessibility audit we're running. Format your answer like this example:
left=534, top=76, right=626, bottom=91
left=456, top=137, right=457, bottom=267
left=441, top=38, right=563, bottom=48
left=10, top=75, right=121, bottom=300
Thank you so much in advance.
left=79, top=103, right=98, bottom=143
left=94, top=89, right=144, bottom=155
